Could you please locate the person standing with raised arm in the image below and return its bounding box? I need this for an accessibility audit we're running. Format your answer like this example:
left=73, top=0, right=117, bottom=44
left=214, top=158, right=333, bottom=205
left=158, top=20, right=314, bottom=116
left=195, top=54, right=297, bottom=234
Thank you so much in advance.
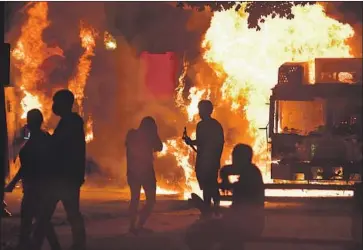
left=125, top=116, right=163, bottom=235
left=183, top=100, right=224, bottom=219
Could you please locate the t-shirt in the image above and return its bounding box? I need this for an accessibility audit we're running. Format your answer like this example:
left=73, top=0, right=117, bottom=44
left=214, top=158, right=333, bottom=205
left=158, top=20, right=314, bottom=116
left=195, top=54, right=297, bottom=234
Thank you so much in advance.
left=125, top=128, right=162, bottom=181
left=51, top=112, right=86, bottom=185
left=231, top=164, right=265, bottom=208
left=195, top=118, right=224, bottom=174
left=19, top=130, right=51, bottom=186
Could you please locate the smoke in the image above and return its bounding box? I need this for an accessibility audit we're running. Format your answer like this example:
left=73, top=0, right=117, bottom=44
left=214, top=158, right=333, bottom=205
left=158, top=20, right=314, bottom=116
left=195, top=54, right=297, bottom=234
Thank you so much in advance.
left=3, top=2, right=263, bottom=188
left=83, top=3, right=206, bottom=187
left=22, top=2, right=206, bottom=188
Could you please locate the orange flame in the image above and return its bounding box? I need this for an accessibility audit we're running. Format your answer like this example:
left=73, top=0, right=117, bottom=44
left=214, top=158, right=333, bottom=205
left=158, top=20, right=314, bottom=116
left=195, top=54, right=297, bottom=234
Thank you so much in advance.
left=11, top=2, right=59, bottom=121
left=68, top=21, right=98, bottom=116
left=12, top=3, right=97, bottom=145
left=68, top=21, right=98, bottom=143
left=20, top=89, right=43, bottom=119
left=201, top=3, right=354, bottom=180
left=141, top=186, right=178, bottom=195
left=85, top=116, right=94, bottom=143
left=159, top=3, right=355, bottom=198
left=104, top=31, right=117, bottom=50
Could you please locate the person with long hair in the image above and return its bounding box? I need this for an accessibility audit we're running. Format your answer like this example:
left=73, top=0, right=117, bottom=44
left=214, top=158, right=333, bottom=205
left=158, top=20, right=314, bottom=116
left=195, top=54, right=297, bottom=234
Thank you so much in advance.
left=125, top=116, right=163, bottom=235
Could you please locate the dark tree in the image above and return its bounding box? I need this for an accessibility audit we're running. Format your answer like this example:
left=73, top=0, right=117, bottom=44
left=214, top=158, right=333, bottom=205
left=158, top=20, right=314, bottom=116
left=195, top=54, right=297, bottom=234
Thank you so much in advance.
left=176, top=1, right=316, bottom=30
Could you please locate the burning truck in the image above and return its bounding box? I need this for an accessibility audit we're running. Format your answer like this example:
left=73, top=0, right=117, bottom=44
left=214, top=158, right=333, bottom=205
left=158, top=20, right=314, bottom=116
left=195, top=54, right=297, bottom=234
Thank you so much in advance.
left=268, top=58, right=362, bottom=184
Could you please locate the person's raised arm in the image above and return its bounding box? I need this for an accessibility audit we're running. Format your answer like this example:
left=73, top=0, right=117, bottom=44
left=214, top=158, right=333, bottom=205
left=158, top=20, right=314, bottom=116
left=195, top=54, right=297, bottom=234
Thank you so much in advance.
left=188, top=123, right=201, bottom=146
left=153, top=132, right=163, bottom=152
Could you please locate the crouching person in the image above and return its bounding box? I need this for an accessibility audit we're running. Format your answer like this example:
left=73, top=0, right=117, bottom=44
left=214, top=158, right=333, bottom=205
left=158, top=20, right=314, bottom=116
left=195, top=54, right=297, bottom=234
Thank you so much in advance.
left=186, top=144, right=265, bottom=250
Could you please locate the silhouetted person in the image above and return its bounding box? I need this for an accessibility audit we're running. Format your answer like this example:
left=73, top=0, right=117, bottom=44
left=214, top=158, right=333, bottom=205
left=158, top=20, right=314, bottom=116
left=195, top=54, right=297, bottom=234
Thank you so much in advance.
left=186, top=144, right=265, bottom=250
left=5, top=109, right=61, bottom=250
left=31, top=90, right=86, bottom=250
left=184, top=100, right=224, bottom=218
left=220, top=144, right=264, bottom=208
left=220, top=144, right=265, bottom=242
left=125, top=116, right=163, bottom=235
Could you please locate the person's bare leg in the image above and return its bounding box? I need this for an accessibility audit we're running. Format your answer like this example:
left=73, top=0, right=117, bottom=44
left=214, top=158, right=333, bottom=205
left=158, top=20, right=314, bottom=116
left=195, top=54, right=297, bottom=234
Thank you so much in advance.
left=137, top=181, right=156, bottom=230
left=128, top=182, right=141, bottom=234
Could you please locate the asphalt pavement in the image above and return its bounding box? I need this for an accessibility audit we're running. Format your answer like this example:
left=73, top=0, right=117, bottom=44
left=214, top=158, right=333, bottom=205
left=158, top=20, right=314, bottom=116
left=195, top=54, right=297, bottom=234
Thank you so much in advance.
left=1, top=189, right=360, bottom=250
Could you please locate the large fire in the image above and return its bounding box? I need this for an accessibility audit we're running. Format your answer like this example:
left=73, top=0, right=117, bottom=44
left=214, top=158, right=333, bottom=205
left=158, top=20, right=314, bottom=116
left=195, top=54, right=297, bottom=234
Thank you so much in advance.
left=11, top=2, right=95, bottom=142
left=68, top=21, right=98, bottom=141
left=7, top=2, right=357, bottom=199
left=11, top=2, right=56, bottom=122
left=158, top=3, right=356, bottom=199
left=68, top=21, right=97, bottom=117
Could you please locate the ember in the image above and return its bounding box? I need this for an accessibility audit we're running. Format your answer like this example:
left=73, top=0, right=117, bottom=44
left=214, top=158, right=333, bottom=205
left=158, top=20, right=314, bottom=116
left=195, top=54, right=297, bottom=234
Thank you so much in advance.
left=104, top=31, right=117, bottom=50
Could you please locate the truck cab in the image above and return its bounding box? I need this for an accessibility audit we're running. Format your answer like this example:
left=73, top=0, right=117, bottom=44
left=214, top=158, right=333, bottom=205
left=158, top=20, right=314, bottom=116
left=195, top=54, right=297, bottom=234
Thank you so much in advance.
left=269, top=58, right=362, bottom=182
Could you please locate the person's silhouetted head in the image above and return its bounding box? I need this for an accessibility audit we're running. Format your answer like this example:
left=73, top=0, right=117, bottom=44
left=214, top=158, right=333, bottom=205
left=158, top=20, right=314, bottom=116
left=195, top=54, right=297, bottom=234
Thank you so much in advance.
left=198, top=100, right=213, bottom=120
left=232, top=143, right=253, bottom=166
left=52, top=89, right=74, bottom=117
left=139, top=116, right=157, bottom=134
left=26, top=109, right=43, bottom=132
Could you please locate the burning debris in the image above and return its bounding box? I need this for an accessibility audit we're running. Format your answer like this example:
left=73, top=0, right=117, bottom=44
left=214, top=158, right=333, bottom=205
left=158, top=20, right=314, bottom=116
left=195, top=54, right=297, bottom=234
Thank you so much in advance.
left=104, top=31, right=117, bottom=50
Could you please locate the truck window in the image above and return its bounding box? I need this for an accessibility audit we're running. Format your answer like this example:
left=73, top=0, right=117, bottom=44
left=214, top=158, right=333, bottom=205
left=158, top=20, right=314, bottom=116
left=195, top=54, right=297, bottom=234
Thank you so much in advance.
left=277, top=99, right=326, bottom=135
